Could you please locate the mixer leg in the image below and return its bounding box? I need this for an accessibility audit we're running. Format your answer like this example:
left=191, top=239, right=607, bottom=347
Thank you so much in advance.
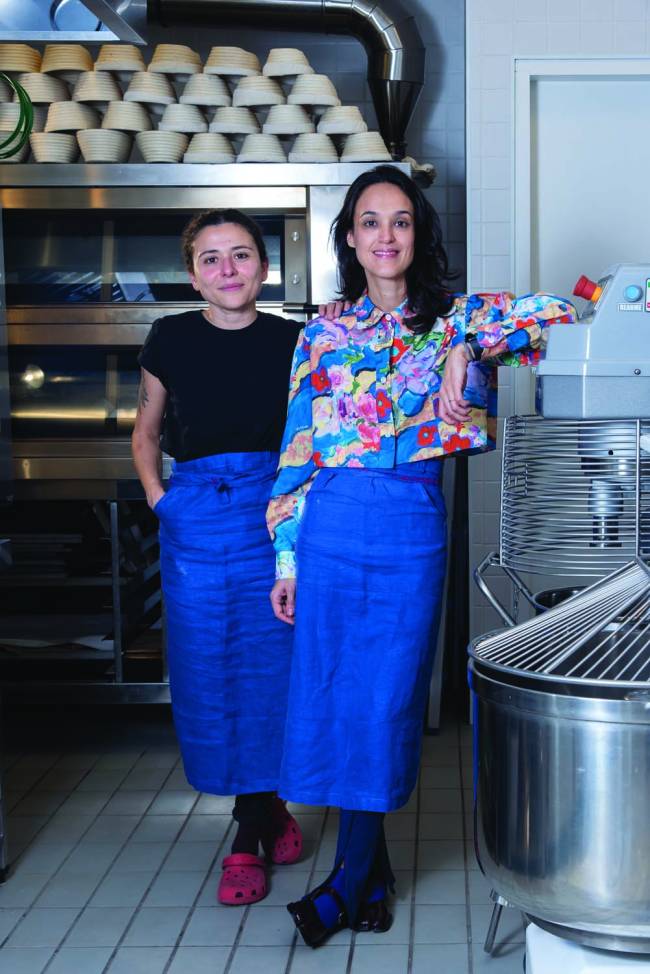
left=484, top=893, right=509, bottom=953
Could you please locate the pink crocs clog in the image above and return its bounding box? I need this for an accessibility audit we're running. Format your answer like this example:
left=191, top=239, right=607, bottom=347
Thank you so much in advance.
left=217, top=852, right=267, bottom=905
left=268, top=797, right=303, bottom=865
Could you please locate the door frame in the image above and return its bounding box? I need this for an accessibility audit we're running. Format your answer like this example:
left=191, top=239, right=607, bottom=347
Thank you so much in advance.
left=514, top=57, right=650, bottom=294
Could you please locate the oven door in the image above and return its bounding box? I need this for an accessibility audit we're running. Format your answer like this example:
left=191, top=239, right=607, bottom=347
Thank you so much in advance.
left=1, top=187, right=308, bottom=495
left=2, top=187, right=307, bottom=311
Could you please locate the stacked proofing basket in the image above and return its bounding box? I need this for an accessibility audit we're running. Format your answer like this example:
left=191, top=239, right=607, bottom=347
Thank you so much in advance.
left=0, top=42, right=391, bottom=164
left=468, top=264, right=650, bottom=955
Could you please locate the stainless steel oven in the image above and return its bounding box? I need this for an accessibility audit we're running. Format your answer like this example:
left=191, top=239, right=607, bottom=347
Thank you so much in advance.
left=0, top=162, right=409, bottom=697
left=2, top=180, right=308, bottom=497
left=0, top=163, right=409, bottom=496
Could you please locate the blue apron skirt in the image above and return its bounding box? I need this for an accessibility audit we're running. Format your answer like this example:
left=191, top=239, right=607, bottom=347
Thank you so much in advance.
left=279, top=460, right=447, bottom=812
left=156, top=451, right=293, bottom=795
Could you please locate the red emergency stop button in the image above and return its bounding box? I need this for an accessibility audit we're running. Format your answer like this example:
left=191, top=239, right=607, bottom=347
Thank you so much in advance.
left=573, top=275, right=603, bottom=302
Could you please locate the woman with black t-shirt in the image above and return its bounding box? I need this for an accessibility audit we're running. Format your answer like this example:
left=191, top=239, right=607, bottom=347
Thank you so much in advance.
left=132, top=209, right=305, bottom=906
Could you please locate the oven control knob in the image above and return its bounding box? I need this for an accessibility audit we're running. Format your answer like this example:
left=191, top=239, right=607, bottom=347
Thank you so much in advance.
left=624, top=284, right=643, bottom=302
left=291, top=274, right=302, bottom=285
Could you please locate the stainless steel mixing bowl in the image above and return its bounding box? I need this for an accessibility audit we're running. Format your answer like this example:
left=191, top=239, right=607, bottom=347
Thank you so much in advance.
left=470, top=659, right=650, bottom=952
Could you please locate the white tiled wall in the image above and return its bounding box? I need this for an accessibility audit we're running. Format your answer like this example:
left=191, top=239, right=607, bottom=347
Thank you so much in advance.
left=466, top=0, right=650, bottom=637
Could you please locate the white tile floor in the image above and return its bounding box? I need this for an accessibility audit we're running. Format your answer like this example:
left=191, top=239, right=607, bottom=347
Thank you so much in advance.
left=0, top=710, right=526, bottom=974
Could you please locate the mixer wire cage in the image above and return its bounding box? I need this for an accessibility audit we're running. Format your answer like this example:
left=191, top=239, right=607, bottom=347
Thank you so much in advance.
left=475, top=416, right=650, bottom=627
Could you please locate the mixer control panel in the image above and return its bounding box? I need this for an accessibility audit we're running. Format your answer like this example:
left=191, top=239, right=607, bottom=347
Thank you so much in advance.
left=538, top=262, right=650, bottom=418
left=573, top=274, right=650, bottom=311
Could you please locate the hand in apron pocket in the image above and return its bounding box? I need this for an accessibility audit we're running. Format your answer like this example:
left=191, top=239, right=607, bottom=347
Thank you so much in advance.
left=153, top=485, right=176, bottom=518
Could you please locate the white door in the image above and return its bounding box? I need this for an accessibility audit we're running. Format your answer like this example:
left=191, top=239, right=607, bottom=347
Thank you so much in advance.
left=531, top=75, right=650, bottom=299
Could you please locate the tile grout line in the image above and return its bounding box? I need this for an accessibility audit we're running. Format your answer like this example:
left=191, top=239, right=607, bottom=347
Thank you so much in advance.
left=459, top=724, right=474, bottom=974
left=38, top=754, right=172, bottom=971
left=406, top=752, right=424, bottom=974
left=345, top=931, right=356, bottom=973
left=0, top=748, right=126, bottom=953
left=8, top=787, right=67, bottom=826
left=285, top=806, right=332, bottom=974
left=34, top=756, right=176, bottom=968
left=99, top=762, right=202, bottom=973
left=2, top=752, right=70, bottom=859
left=3, top=749, right=62, bottom=816
left=346, top=890, right=357, bottom=974
left=219, top=897, right=251, bottom=974
left=162, top=816, right=236, bottom=974
left=1, top=751, right=24, bottom=774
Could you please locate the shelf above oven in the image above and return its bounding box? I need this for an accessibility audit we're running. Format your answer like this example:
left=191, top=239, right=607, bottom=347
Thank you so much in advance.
left=0, top=162, right=410, bottom=192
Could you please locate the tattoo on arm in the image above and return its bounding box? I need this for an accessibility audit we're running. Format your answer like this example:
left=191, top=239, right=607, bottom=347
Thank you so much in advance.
left=137, top=378, right=150, bottom=412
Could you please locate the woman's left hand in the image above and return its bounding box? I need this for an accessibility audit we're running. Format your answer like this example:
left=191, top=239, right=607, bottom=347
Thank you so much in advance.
left=270, top=578, right=296, bottom=625
left=438, top=344, right=472, bottom=424
left=318, top=300, right=349, bottom=320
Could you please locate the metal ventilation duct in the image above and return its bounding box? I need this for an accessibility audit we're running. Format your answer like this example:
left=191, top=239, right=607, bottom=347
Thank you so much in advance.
left=148, top=0, right=426, bottom=158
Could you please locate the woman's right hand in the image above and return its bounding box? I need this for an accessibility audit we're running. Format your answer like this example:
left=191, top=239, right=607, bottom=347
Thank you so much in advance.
left=270, top=578, right=296, bottom=625
left=147, top=485, right=166, bottom=510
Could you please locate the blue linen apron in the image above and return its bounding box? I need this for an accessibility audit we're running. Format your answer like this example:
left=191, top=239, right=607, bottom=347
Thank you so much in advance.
left=156, top=452, right=293, bottom=795
left=279, top=459, right=447, bottom=812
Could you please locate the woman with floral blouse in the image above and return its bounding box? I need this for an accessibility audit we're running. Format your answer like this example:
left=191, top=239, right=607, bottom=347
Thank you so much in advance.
left=266, top=165, right=576, bottom=948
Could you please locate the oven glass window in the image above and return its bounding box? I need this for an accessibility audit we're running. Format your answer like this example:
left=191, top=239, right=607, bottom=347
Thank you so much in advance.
left=10, top=347, right=140, bottom=438
left=3, top=211, right=285, bottom=304
left=4, top=211, right=104, bottom=303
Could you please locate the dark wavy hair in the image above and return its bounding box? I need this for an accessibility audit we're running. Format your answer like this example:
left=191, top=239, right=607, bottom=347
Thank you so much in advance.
left=330, top=165, right=455, bottom=333
left=181, top=209, right=268, bottom=271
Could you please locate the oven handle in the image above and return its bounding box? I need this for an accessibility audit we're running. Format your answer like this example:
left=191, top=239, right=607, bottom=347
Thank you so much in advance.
left=282, top=303, right=320, bottom=316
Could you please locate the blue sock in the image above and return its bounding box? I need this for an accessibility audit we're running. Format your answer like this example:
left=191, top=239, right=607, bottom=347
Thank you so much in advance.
left=365, top=881, right=385, bottom=904
left=311, top=864, right=346, bottom=927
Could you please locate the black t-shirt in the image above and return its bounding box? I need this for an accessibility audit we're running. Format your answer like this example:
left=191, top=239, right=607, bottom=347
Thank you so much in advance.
left=138, top=309, right=302, bottom=462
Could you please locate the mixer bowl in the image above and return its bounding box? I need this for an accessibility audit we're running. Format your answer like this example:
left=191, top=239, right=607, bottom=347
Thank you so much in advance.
left=470, top=660, right=650, bottom=952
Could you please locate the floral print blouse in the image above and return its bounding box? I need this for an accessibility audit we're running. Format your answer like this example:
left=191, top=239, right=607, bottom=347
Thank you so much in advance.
left=267, top=291, right=576, bottom=579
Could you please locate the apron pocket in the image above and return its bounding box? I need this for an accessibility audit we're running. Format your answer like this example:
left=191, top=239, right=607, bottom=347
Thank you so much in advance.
left=416, top=481, right=447, bottom=518
left=153, top=485, right=177, bottom=517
